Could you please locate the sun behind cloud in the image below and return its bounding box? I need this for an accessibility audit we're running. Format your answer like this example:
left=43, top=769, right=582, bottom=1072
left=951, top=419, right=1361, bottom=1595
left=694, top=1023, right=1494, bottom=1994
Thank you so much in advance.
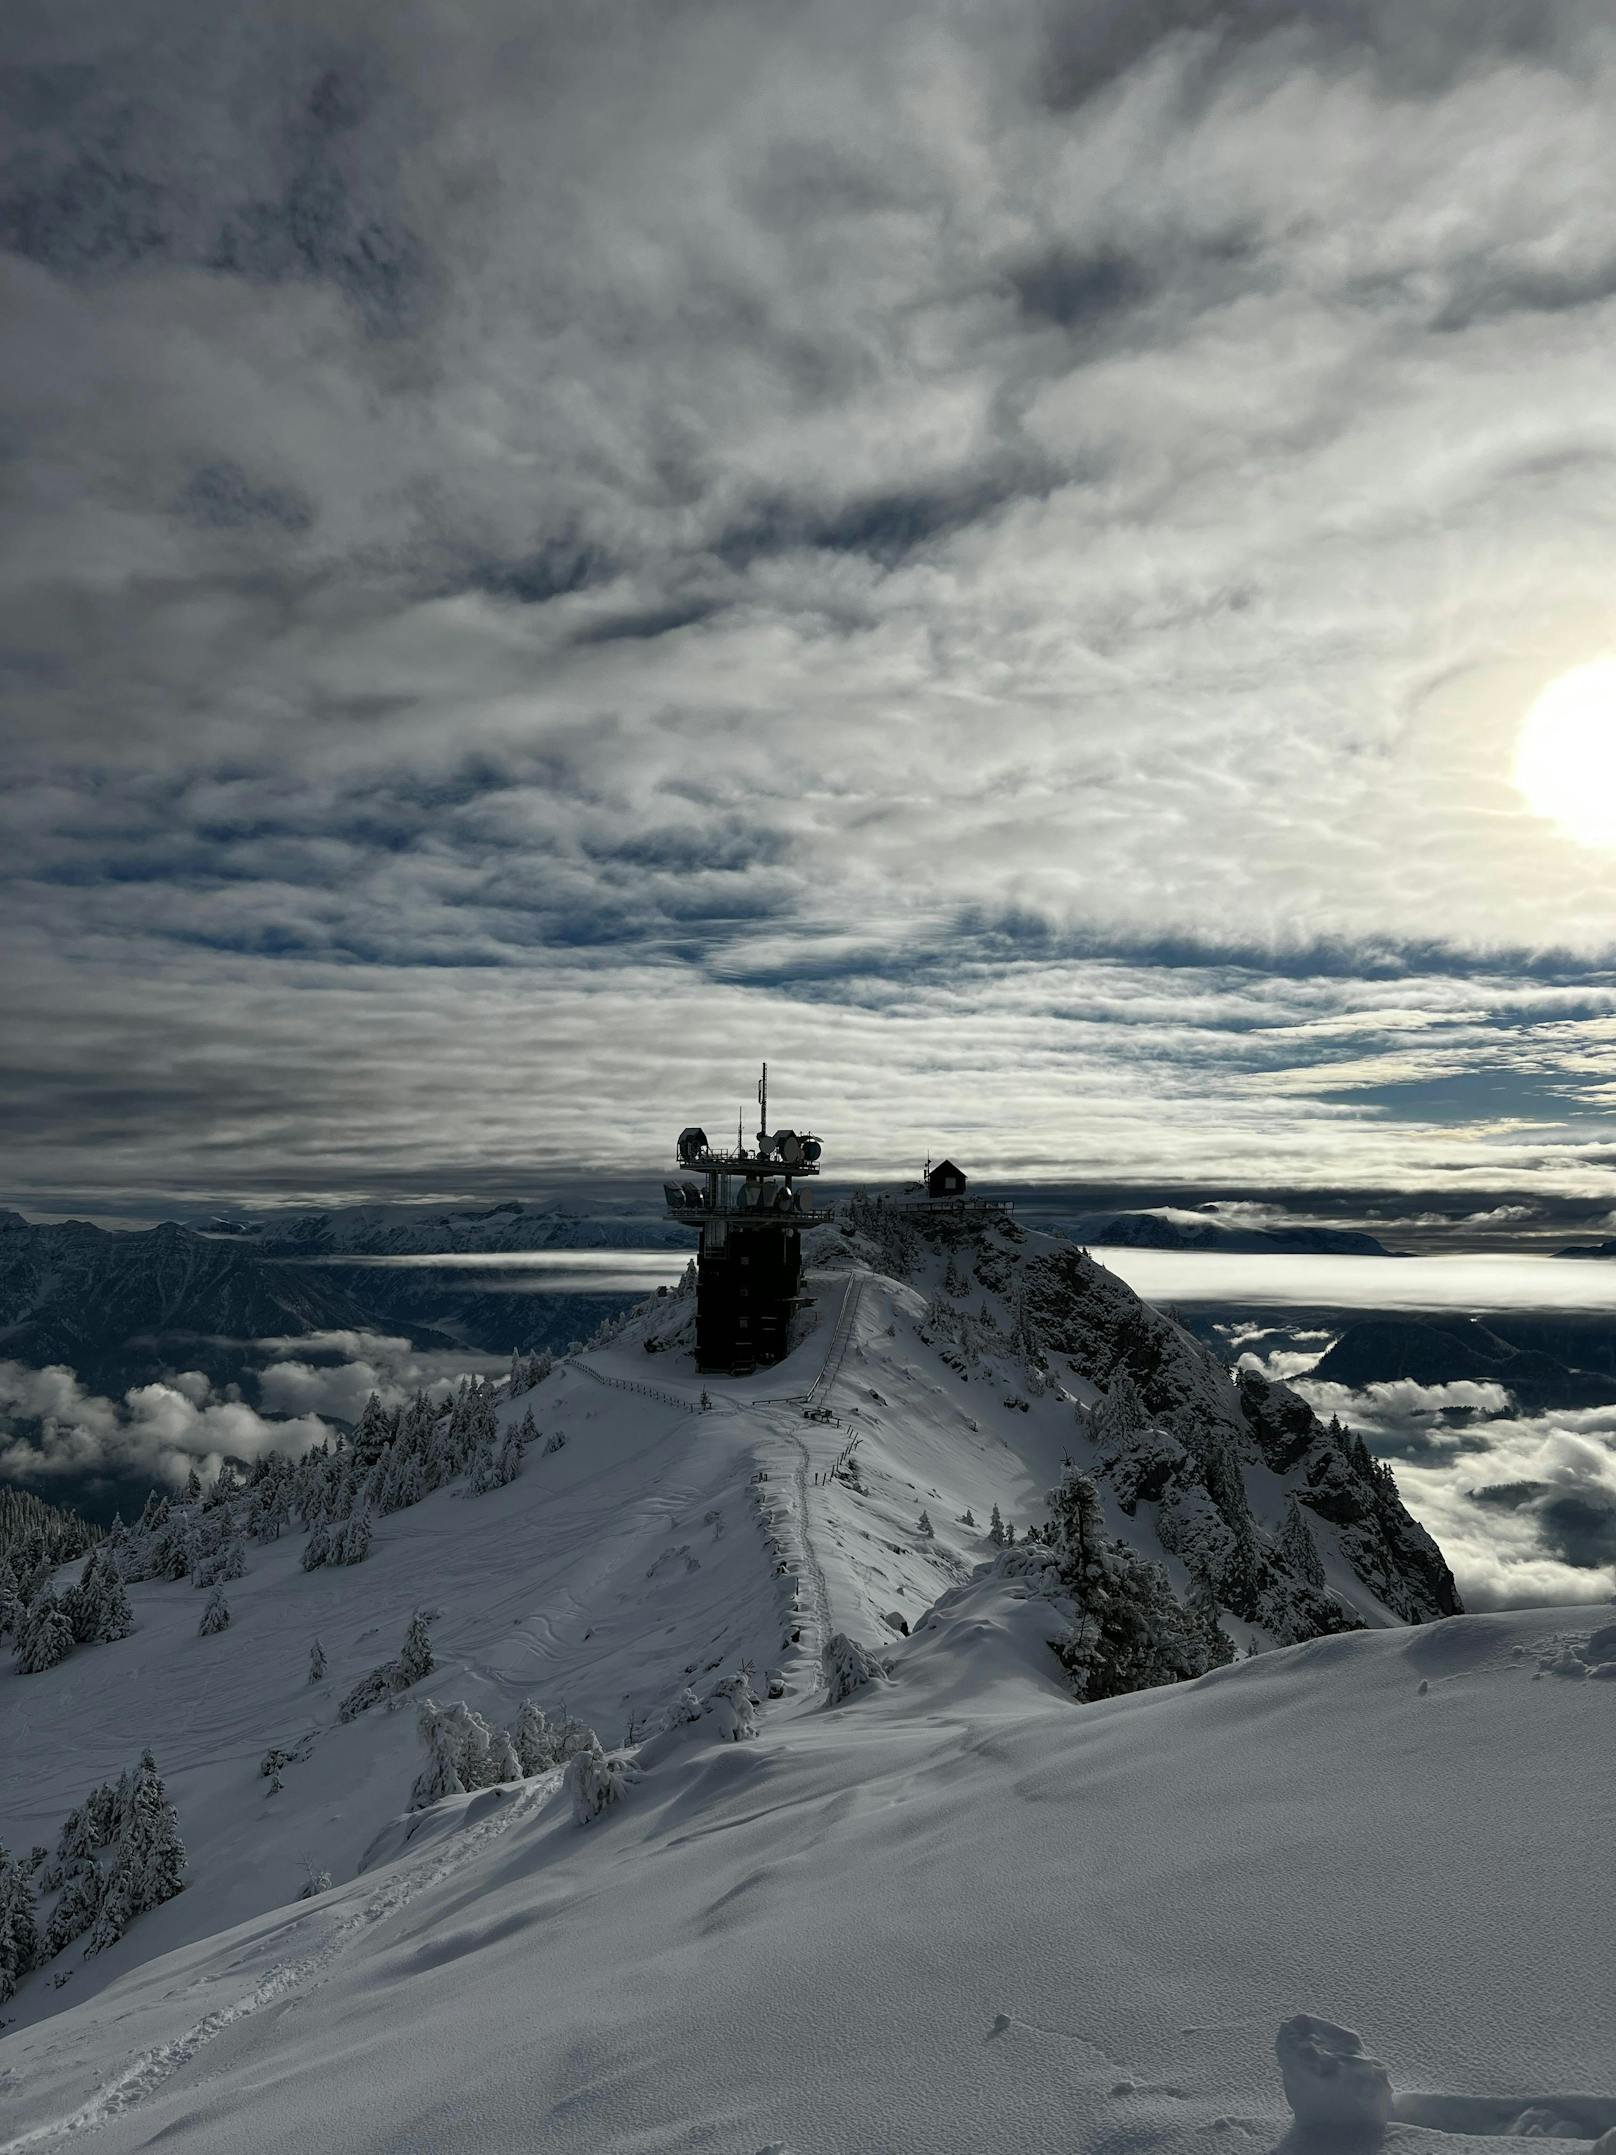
left=1515, top=659, right=1616, bottom=848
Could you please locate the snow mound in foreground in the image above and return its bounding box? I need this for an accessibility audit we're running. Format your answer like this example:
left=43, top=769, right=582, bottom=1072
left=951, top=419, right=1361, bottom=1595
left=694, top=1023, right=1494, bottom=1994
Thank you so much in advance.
left=1, top=1595, right=1610, bottom=2155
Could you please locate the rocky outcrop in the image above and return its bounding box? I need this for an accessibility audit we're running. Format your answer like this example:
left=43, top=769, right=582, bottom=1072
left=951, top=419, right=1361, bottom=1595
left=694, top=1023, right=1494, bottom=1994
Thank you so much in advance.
left=846, top=1207, right=1461, bottom=1643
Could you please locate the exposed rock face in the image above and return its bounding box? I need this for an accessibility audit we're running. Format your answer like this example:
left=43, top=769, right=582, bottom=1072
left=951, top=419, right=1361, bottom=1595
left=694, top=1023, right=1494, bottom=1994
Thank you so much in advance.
left=1237, top=1368, right=1461, bottom=1622
left=847, top=1207, right=1461, bottom=1643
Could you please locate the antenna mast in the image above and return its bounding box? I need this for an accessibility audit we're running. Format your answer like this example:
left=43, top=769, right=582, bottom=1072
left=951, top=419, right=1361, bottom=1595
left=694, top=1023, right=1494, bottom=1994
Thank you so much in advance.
left=757, top=1060, right=767, bottom=1149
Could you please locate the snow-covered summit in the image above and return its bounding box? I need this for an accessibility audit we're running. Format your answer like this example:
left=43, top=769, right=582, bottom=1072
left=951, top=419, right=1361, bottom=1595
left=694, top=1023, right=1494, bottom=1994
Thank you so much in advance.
left=2, top=1211, right=1597, bottom=2153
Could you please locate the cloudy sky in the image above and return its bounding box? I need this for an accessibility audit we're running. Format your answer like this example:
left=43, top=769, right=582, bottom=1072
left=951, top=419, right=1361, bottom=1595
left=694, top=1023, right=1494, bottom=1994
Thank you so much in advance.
left=7, top=0, right=1616, bottom=1217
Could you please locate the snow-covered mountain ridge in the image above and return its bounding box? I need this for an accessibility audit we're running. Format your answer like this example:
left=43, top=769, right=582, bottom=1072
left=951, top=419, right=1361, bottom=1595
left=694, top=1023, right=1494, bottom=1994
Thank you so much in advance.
left=209, top=1198, right=685, bottom=1256
left=3, top=1212, right=1602, bottom=2152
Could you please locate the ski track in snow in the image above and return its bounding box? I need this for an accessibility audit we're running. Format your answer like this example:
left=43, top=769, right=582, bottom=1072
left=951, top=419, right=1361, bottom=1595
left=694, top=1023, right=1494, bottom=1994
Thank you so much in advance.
left=0, top=1778, right=552, bottom=2154
left=753, top=1273, right=861, bottom=1701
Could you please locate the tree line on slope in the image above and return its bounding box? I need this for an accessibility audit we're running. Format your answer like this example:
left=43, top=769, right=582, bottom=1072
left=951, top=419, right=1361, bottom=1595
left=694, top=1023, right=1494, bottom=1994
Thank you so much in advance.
left=0, top=1486, right=102, bottom=1567
left=2, top=1368, right=566, bottom=1678
left=0, top=1749, right=186, bottom=2007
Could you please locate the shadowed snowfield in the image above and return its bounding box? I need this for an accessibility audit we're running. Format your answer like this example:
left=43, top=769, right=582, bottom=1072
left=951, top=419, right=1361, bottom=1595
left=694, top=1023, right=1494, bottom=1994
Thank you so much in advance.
left=1, top=1255, right=1610, bottom=2153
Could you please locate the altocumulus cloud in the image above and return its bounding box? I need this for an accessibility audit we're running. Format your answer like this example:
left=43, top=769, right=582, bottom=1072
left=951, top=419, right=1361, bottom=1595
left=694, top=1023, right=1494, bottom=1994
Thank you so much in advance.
left=7, top=1, right=1616, bottom=1211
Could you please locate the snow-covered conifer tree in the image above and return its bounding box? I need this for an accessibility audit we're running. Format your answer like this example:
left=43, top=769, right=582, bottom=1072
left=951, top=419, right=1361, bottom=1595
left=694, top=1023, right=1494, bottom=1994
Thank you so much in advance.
left=1277, top=1495, right=1327, bottom=1590
left=42, top=1858, right=102, bottom=1959
left=76, top=1753, right=187, bottom=1959
left=1045, top=1466, right=1211, bottom=1702
left=0, top=1553, right=19, bottom=1640
left=563, top=1736, right=634, bottom=1825
left=300, top=1522, right=332, bottom=1572
left=1185, top=1568, right=1236, bottom=1671
left=66, top=1552, right=104, bottom=1643
left=511, top=1699, right=550, bottom=1774
left=308, top=1637, right=327, bottom=1683
left=960, top=1507, right=977, bottom=1527
left=0, top=1844, right=40, bottom=2003
left=821, top=1632, right=891, bottom=1705
left=207, top=1460, right=241, bottom=1511
left=14, top=1592, right=75, bottom=1675
left=183, top=1466, right=203, bottom=1504
left=339, top=1507, right=372, bottom=1564
left=352, top=1392, right=392, bottom=1469
left=409, top=1703, right=466, bottom=1809
left=917, top=1508, right=935, bottom=1538
left=1091, top=1367, right=1149, bottom=1447
left=704, top=1670, right=759, bottom=1741
left=199, top=1586, right=230, bottom=1635
left=397, top=1609, right=434, bottom=1686
left=988, top=1503, right=1005, bottom=1547
left=93, top=1568, right=135, bottom=1643
left=544, top=1712, right=597, bottom=1764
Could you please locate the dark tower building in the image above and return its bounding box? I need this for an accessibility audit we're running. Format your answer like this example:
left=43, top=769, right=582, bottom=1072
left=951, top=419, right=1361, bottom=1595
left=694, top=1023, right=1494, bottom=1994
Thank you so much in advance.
left=663, top=1065, right=827, bottom=1373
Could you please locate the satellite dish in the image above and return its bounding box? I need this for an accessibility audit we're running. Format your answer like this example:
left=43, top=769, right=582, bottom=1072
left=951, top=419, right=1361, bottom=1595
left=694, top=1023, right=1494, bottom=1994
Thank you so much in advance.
left=774, top=1130, right=802, bottom=1166
left=800, top=1136, right=822, bottom=1164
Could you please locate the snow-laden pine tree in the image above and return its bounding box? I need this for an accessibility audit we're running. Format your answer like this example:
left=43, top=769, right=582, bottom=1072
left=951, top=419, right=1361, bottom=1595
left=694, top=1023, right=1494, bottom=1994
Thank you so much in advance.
left=1090, top=1366, right=1148, bottom=1447
left=988, top=1503, right=1005, bottom=1547
left=1278, top=1494, right=1328, bottom=1589
left=65, top=1552, right=104, bottom=1643
left=822, top=1632, right=891, bottom=1705
left=397, top=1610, right=434, bottom=1686
left=199, top=1586, right=230, bottom=1635
left=410, top=1703, right=467, bottom=1809
left=352, top=1392, right=393, bottom=1471
left=42, top=1859, right=102, bottom=1959
left=704, top=1670, right=759, bottom=1741
left=308, top=1637, right=327, bottom=1683
left=14, top=1592, right=75, bottom=1674
left=83, top=1748, right=186, bottom=1956
left=1184, top=1567, right=1237, bottom=1672
left=563, top=1736, right=635, bottom=1825
left=0, top=1553, right=20, bottom=1640
left=1042, top=1466, right=1214, bottom=1703
left=917, top=1508, right=935, bottom=1538
left=511, top=1699, right=550, bottom=1774
left=95, top=1568, right=135, bottom=1643
left=339, top=1507, right=372, bottom=1564
left=0, top=1843, right=41, bottom=2004
left=339, top=1610, right=435, bottom=1723
left=488, top=1725, right=523, bottom=1783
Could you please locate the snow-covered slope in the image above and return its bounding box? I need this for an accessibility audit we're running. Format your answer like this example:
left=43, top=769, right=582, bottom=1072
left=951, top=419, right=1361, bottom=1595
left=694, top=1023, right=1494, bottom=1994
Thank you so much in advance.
left=2, top=1592, right=1610, bottom=2153
left=2, top=1214, right=1605, bottom=2151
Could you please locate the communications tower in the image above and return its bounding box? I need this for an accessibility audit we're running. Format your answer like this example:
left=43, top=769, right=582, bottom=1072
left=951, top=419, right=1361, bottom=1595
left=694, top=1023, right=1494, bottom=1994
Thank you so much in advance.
left=663, top=1064, right=827, bottom=1373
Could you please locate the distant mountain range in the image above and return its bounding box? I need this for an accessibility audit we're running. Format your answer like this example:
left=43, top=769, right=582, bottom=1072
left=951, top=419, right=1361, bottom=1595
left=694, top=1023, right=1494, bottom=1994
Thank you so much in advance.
left=209, top=1198, right=689, bottom=1258
left=1309, top=1313, right=1616, bottom=1408
left=0, top=1204, right=669, bottom=1402
left=0, top=1211, right=385, bottom=1395
left=1059, top=1206, right=1394, bottom=1257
